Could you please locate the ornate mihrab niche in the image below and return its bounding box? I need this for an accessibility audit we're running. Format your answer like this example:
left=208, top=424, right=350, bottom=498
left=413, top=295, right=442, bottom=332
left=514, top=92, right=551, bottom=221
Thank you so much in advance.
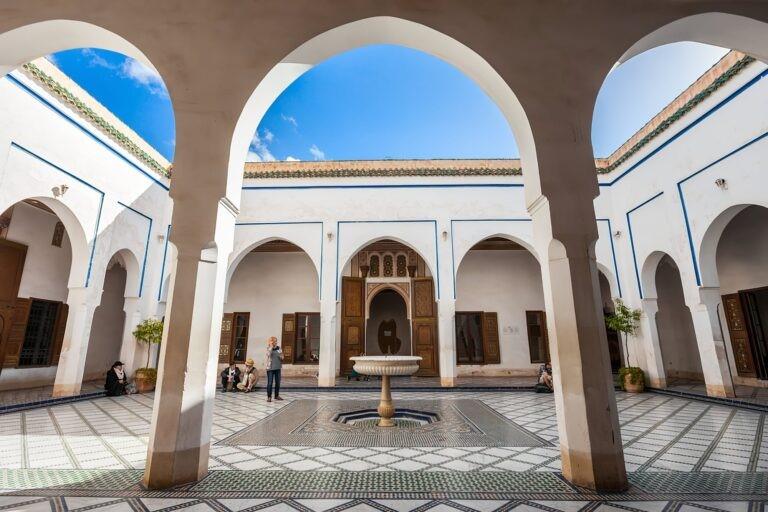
left=219, top=399, right=549, bottom=448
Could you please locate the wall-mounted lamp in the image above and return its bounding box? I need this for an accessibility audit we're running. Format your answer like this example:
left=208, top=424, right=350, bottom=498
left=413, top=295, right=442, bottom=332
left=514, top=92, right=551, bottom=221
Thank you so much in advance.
left=613, top=230, right=622, bottom=238
left=326, top=231, right=334, bottom=241
left=157, top=234, right=166, bottom=242
left=51, top=184, right=69, bottom=198
left=715, top=178, right=728, bottom=190
left=441, top=230, right=448, bottom=241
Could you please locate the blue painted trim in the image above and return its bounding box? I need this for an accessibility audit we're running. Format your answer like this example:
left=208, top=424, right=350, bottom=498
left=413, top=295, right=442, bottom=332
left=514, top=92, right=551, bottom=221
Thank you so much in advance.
left=243, top=183, right=523, bottom=191
left=448, top=218, right=532, bottom=300
left=157, top=224, right=172, bottom=301
left=676, top=129, right=768, bottom=286
left=234, top=221, right=324, bottom=300
left=335, top=220, right=440, bottom=300
left=118, top=201, right=153, bottom=297
left=597, top=218, right=622, bottom=298
left=625, top=192, right=664, bottom=299
left=6, top=74, right=170, bottom=191
left=599, top=67, right=768, bottom=188
left=10, top=142, right=104, bottom=287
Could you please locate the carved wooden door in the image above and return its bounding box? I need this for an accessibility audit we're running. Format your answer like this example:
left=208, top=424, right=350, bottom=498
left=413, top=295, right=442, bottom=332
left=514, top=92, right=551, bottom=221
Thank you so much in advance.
left=481, top=312, right=501, bottom=364
left=0, top=239, right=27, bottom=373
left=722, top=293, right=757, bottom=378
left=412, top=277, right=439, bottom=376
left=340, top=277, right=365, bottom=374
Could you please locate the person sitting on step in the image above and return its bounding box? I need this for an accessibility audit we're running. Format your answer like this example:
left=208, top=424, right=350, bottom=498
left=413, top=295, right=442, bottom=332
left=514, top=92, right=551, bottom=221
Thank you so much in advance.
left=220, top=362, right=241, bottom=392
left=237, top=358, right=259, bottom=393
left=105, top=361, right=128, bottom=396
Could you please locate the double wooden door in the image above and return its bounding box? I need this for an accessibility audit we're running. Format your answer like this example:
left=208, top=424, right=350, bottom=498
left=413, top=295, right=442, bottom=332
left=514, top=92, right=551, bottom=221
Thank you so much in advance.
left=339, top=276, right=439, bottom=376
left=0, top=240, right=26, bottom=374
left=723, top=289, right=768, bottom=380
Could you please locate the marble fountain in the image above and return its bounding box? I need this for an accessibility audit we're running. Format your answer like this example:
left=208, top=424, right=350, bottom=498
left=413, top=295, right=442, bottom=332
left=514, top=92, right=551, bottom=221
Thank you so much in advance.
left=349, top=355, right=422, bottom=427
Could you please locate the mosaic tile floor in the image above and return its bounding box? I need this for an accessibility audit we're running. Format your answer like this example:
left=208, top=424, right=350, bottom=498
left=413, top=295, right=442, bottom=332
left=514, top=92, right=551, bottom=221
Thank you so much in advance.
left=663, top=378, right=768, bottom=408
left=0, top=390, right=767, bottom=509
left=0, top=381, right=103, bottom=409
left=253, top=376, right=538, bottom=389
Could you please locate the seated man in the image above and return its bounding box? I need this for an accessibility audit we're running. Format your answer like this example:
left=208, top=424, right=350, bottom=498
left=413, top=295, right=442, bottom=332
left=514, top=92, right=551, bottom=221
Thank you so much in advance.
left=105, top=361, right=128, bottom=396
left=237, top=358, right=259, bottom=392
left=220, top=362, right=241, bottom=392
left=537, top=362, right=554, bottom=392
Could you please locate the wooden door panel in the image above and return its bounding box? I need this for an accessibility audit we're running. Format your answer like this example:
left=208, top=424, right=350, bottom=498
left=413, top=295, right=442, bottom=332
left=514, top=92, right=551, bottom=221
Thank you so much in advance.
left=412, top=277, right=438, bottom=377
left=281, top=313, right=296, bottom=364
left=0, top=240, right=27, bottom=371
left=4, top=298, right=31, bottom=367
left=219, top=313, right=234, bottom=364
left=722, top=293, right=757, bottom=377
left=482, top=312, right=501, bottom=364
left=341, top=277, right=365, bottom=373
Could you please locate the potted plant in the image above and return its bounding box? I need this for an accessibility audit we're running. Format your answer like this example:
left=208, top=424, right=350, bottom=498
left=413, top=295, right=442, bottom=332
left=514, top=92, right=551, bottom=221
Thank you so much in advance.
left=605, top=299, right=644, bottom=392
left=132, top=317, right=164, bottom=393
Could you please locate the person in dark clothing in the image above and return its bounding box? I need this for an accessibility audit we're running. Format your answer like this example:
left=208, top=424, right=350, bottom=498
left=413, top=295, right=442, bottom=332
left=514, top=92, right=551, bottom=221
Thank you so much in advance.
left=220, top=363, right=241, bottom=392
left=264, top=336, right=283, bottom=402
left=105, top=361, right=128, bottom=396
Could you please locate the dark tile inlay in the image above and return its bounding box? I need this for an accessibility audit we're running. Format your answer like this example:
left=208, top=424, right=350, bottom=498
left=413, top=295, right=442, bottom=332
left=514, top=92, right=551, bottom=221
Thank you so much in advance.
left=219, top=399, right=549, bottom=448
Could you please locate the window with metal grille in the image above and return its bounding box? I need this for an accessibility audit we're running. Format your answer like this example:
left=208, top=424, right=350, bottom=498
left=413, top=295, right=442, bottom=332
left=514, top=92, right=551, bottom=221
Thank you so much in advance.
left=19, top=299, right=59, bottom=366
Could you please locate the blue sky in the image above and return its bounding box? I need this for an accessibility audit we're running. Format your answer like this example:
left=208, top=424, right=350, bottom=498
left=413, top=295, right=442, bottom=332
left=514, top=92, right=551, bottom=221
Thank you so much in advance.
left=47, top=42, right=728, bottom=162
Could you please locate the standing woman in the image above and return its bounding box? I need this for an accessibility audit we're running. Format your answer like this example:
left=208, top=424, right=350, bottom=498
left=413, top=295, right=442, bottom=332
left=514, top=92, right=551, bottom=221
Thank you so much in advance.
left=264, top=336, right=283, bottom=402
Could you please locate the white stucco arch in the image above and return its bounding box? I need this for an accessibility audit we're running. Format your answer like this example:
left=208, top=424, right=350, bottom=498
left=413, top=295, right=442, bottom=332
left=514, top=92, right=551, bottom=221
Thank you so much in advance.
left=1, top=196, right=90, bottom=288
left=109, top=248, right=142, bottom=298
left=619, top=13, right=768, bottom=66
left=227, top=15, right=539, bottom=204
left=698, top=203, right=768, bottom=289
left=596, top=262, right=620, bottom=300
left=226, top=236, right=320, bottom=301
left=640, top=250, right=677, bottom=299
left=454, top=232, right=539, bottom=272
left=0, top=19, right=159, bottom=79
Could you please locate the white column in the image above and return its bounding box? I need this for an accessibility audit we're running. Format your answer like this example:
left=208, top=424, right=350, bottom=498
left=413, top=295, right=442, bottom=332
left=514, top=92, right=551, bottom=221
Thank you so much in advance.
left=318, top=299, right=337, bottom=387
left=118, top=296, right=142, bottom=374
left=52, top=286, right=100, bottom=397
left=639, top=298, right=666, bottom=388
left=437, top=298, right=456, bottom=387
left=143, top=199, right=235, bottom=489
left=688, top=287, right=735, bottom=397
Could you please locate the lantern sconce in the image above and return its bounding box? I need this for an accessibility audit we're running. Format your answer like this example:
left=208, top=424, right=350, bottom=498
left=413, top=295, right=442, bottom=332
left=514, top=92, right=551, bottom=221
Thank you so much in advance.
left=326, top=231, right=334, bottom=241
left=51, top=184, right=69, bottom=198
left=715, top=178, right=728, bottom=190
left=613, top=230, right=622, bottom=238
left=441, top=230, right=448, bottom=241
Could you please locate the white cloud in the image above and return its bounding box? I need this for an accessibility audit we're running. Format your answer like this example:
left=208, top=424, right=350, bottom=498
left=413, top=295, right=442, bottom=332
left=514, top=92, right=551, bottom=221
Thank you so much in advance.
left=285, top=156, right=300, bottom=161
left=309, top=144, right=325, bottom=160
left=281, top=114, right=298, bottom=129
left=246, top=131, right=275, bottom=162
left=262, top=128, right=274, bottom=143
left=79, top=48, right=168, bottom=97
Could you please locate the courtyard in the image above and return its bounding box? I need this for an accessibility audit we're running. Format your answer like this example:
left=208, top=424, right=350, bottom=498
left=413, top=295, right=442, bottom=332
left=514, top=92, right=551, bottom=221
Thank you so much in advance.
left=1, top=389, right=767, bottom=510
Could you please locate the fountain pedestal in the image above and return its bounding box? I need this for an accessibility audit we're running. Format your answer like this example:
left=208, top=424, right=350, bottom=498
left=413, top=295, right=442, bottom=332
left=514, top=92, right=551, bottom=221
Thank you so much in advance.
left=350, top=356, right=422, bottom=427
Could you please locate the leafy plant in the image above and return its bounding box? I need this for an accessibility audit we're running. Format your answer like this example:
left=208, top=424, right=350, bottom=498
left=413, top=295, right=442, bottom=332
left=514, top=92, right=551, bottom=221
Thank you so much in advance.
left=132, top=317, right=164, bottom=369
left=134, top=367, right=157, bottom=384
left=605, top=299, right=642, bottom=367
left=618, top=366, right=645, bottom=390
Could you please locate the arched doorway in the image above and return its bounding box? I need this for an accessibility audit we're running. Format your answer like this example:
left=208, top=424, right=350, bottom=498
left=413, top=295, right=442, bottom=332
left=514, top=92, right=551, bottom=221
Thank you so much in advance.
left=225, top=239, right=320, bottom=376
left=654, top=254, right=704, bottom=383
left=714, top=205, right=768, bottom=381
left=454, top=236, right=544, bottom=373
left=0, top=199, right=81, bottom=389
left=82, top=255, right=129, bottom=382
left=598, top=271, right=622, bottom=372
left=340, top=238, right=438, bottom=376
left=366, top=288, right=411, bottom=356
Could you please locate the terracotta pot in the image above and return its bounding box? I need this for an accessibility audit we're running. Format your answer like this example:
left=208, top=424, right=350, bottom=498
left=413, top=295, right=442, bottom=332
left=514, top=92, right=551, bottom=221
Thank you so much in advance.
left=134, top=372, right=156, bottom=393
left=623, top=374, right=644, bottom=393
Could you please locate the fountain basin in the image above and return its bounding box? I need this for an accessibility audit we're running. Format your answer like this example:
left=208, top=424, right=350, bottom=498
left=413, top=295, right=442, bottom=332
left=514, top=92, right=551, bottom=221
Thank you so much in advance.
left=350, top=355, right=422, bottom=376
left=349, top=355, right=422, bottom=427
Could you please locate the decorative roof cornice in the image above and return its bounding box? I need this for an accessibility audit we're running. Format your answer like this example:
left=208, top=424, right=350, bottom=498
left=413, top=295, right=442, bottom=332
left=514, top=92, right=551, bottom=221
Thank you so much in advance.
left=243, top=159, right=521, bottom=179
left=21, top=61, right=171, bottom=178
left=596, top=52, right=755, bottom=174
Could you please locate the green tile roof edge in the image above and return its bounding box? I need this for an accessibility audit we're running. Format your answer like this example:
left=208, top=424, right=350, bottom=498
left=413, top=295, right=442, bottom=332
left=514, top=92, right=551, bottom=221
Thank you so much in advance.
left=595, top=54, right=756, bottom=174
left=243, top=167, right=523, bottom=179
left=22, top=61, right=171, bottom=179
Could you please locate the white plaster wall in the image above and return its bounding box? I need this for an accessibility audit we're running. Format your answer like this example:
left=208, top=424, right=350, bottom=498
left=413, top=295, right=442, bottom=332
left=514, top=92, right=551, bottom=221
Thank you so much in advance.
left=5, top=201, right=71, bottom=301
left=225, top=251, right=320, bottom=375
left=455, top=250, right=544, bottom=376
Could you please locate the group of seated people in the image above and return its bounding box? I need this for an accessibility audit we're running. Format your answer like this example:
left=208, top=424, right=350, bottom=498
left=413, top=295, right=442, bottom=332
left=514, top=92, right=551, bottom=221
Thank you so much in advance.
left=220, top=357, right=259, bottom=393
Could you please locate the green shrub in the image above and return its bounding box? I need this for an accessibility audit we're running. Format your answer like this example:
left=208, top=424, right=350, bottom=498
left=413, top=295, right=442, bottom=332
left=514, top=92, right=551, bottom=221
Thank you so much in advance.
left=618, top=366, right=645, bottom=390
left=132, top=317, right=164, bottom=369
left=134, top=367, right=158, bottom=384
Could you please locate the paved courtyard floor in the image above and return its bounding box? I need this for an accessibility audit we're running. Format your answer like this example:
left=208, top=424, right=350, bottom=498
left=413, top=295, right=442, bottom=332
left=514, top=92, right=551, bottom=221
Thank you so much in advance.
left=0, top=390, right=766, bottom=511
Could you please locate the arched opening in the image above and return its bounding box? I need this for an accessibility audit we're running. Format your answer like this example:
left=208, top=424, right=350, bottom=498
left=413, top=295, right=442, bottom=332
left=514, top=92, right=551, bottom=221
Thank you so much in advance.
left=340, top=238, right=438, bottom=376
left=713, top=205, right=768, bottom=381
left=454, top=236, right=544, bottom=374
left=225, top=239, right=320, bottom=377
left=0, top=199, right=83, bottom=390
left=654, top=254, right=703, bottom=384
left=366, top=289, right=411, bottom=356
left=598, top=270, right=622, bottom=372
